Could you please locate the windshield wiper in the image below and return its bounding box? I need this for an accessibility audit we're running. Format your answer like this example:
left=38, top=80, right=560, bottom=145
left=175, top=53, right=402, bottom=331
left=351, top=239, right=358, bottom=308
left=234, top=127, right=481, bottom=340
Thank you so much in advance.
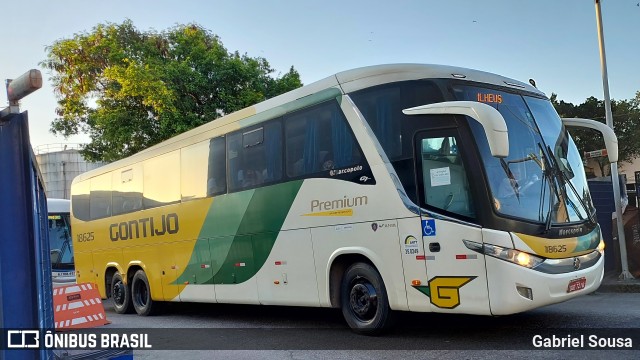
left=537, top=143, right=564, bottom=233
left=546, top=145, right=597, bottom=227
left=499, top=158, right=520, bottom=200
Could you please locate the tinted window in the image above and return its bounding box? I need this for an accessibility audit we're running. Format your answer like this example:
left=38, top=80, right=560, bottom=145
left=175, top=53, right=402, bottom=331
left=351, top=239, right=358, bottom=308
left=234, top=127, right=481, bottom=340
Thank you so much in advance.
left=181, top=137, right=227, bottom=200
left=228, top=121, right=282, bottom=191
left=144, top=151, right=180, bottom=209
left=350, top=80, right=444, bottom=162
left=350, top=81, right=444, bottom=203
left=89, top=173, right=112, bottom=220
left=181, top=140, right=210, bottom=201
left=207, top=137, right=227, bottom=196
left=285, top=100, right=362, bottom=178
left=71, top=181, right=90, bottom=221
left=112, top=165, right=143, bottom=216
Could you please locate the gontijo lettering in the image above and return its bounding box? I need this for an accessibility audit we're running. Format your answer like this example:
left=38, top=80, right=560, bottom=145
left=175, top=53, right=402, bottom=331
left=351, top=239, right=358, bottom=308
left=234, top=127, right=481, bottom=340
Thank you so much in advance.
left=109, top=213, right=179, bottom=241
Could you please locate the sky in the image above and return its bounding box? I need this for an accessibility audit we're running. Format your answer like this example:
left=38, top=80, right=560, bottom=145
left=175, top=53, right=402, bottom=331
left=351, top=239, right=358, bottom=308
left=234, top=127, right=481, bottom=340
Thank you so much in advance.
left=2, top=0, right=639, bottom=150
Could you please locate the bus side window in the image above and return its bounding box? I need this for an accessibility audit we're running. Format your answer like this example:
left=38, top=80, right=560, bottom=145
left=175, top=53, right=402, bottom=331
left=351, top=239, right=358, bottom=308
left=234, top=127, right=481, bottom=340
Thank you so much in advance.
left=112, top=166, right=143, bottom=215
left=227, top=133, right=243, bottom=191
left=71, top=181, right=91, bottom=222
left=285, top=114, right=307, bottom=177
left=285, top=100, right=362, bottom=178
left=420, top=136, right=475, bottom=219
left=89, top=173, right=112, bottom=220
left=227, top=121, right=282, bottom=192
left=182, top=139, right=215, bottom=201
left=207, top=136, right=227, bottom=196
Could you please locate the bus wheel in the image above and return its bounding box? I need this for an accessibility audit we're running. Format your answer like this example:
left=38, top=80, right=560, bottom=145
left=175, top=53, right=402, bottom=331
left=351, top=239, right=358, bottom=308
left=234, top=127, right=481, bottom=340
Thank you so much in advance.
left=131, top=270, right=160, bottom=316
left=340, top=262, right=394, bottom=335
left=111, top=272, right=133, bottom=314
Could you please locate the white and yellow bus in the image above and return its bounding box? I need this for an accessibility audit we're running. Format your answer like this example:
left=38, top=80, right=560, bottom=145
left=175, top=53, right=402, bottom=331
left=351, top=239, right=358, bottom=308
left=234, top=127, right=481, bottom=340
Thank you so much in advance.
left=71, top=64, right=614, bottom=334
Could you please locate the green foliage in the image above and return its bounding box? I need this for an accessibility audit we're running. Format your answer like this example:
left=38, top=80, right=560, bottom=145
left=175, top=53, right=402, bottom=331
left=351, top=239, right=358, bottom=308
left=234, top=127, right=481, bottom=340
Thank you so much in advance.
left=42, top=20, right=303, bottom=162
left=551, top=92, right=640, bottom=175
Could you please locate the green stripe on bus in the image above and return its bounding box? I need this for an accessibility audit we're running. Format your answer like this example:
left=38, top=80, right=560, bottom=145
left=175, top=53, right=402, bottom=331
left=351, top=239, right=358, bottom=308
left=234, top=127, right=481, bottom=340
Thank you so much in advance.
left=175, top=180, right=303, bottom=285
left=238, top=88, right=342, bottom=128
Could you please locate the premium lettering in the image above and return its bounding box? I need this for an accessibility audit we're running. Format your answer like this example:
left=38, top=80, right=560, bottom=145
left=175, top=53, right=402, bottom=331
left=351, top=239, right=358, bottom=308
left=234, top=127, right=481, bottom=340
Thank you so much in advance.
left=310, top=195, right=368, bottom=212
left=110, top=213, right=179, bottom=241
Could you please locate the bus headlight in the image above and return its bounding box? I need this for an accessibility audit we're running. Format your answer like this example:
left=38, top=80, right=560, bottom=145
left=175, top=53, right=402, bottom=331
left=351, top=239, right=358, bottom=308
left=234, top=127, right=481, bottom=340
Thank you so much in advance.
left=516, top=252, right=531, bottom=267
left=464, top=240, right=544, bottom=269
left=597, top=239, right=605, bottom=254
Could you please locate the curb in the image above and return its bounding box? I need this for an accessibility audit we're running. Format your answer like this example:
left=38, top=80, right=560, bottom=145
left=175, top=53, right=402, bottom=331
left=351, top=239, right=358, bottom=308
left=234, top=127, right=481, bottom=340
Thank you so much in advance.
left=597, top=279, right=640, bottom=293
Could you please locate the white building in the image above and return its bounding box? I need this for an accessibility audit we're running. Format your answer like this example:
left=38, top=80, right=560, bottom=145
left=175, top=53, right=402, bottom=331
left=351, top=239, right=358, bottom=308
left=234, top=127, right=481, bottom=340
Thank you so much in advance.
left=34, top=144, right=105, bottom=199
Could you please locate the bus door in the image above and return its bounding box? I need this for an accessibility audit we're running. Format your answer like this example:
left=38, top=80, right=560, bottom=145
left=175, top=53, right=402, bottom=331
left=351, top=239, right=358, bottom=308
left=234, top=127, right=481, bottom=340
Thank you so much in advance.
left=414, top=129, right=491, bottom=315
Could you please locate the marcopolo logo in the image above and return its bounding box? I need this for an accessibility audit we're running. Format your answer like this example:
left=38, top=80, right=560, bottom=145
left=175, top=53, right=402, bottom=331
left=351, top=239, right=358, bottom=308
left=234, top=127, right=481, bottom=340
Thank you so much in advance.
left=558, top=227, right=583, bottom=237
left=329, top=165, right=363, bottom=177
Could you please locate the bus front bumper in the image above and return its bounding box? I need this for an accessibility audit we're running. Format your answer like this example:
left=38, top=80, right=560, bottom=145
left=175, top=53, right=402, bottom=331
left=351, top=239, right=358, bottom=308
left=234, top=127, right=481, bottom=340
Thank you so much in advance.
left=485, top=251, right=604, bottom=315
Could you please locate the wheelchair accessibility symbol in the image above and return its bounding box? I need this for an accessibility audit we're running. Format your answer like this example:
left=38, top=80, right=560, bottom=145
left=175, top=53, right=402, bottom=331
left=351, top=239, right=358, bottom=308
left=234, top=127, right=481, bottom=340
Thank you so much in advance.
left=422, top=219, right=436, bottom=236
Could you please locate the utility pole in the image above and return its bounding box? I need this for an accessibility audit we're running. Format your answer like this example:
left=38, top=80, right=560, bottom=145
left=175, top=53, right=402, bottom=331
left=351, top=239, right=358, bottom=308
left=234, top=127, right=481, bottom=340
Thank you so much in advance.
left=594, top=0, right=634, bottom=280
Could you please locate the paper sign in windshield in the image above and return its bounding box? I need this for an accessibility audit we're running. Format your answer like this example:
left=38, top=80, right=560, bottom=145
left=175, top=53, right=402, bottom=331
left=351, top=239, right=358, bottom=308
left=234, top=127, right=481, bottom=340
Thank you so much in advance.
left=430, top=167, right=451, bottom=187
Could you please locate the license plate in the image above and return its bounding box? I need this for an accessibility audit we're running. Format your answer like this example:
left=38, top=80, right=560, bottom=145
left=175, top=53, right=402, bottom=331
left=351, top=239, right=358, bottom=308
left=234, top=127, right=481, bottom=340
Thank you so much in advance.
left=567, top=277, right=586, bottom=293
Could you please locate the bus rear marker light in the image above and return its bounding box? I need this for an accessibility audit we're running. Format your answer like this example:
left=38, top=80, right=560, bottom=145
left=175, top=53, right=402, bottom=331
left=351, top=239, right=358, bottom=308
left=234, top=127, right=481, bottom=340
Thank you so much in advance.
left=411, top=280, right=421, bottom=286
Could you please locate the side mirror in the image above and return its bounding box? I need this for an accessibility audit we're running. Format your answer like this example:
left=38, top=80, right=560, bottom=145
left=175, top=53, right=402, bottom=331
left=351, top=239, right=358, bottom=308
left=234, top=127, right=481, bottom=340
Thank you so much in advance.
left=561, top=118, right=618, bottom=163
left=403, top=101, right=509, bottom=158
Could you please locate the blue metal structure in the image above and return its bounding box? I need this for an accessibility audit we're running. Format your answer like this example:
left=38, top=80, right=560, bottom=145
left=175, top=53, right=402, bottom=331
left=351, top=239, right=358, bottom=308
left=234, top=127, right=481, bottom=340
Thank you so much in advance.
left=0, top=111, right=54, bottom=360
left=587, top=176, right=627, bottom=275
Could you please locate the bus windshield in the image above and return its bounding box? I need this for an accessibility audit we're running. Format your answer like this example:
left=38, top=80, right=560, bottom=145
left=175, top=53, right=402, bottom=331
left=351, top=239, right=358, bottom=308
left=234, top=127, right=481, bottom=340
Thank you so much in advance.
left=453, top=86, right=594, bottom=225
left=49, top=213, right=74, bottom=269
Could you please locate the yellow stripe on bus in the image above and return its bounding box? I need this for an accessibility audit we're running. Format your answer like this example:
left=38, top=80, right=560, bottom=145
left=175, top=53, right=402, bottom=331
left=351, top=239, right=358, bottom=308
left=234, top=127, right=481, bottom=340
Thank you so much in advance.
left=301, top=209, right=354, bottom=217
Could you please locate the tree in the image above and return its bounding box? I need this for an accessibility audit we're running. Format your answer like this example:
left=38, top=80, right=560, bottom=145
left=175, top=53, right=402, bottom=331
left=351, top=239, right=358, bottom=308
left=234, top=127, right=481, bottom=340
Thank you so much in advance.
left=551, top=92, right=640, bottom=176
left=42, top=20, right=303, bottom=162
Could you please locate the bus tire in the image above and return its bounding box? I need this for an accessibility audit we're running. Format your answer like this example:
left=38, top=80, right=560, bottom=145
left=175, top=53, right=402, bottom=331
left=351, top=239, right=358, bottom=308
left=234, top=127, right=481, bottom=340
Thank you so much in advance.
left=111, top=272, right=133, bottom=314
left=131, top=270, right=160, bottom=316
left=340, top=262, right=394, bottom=335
